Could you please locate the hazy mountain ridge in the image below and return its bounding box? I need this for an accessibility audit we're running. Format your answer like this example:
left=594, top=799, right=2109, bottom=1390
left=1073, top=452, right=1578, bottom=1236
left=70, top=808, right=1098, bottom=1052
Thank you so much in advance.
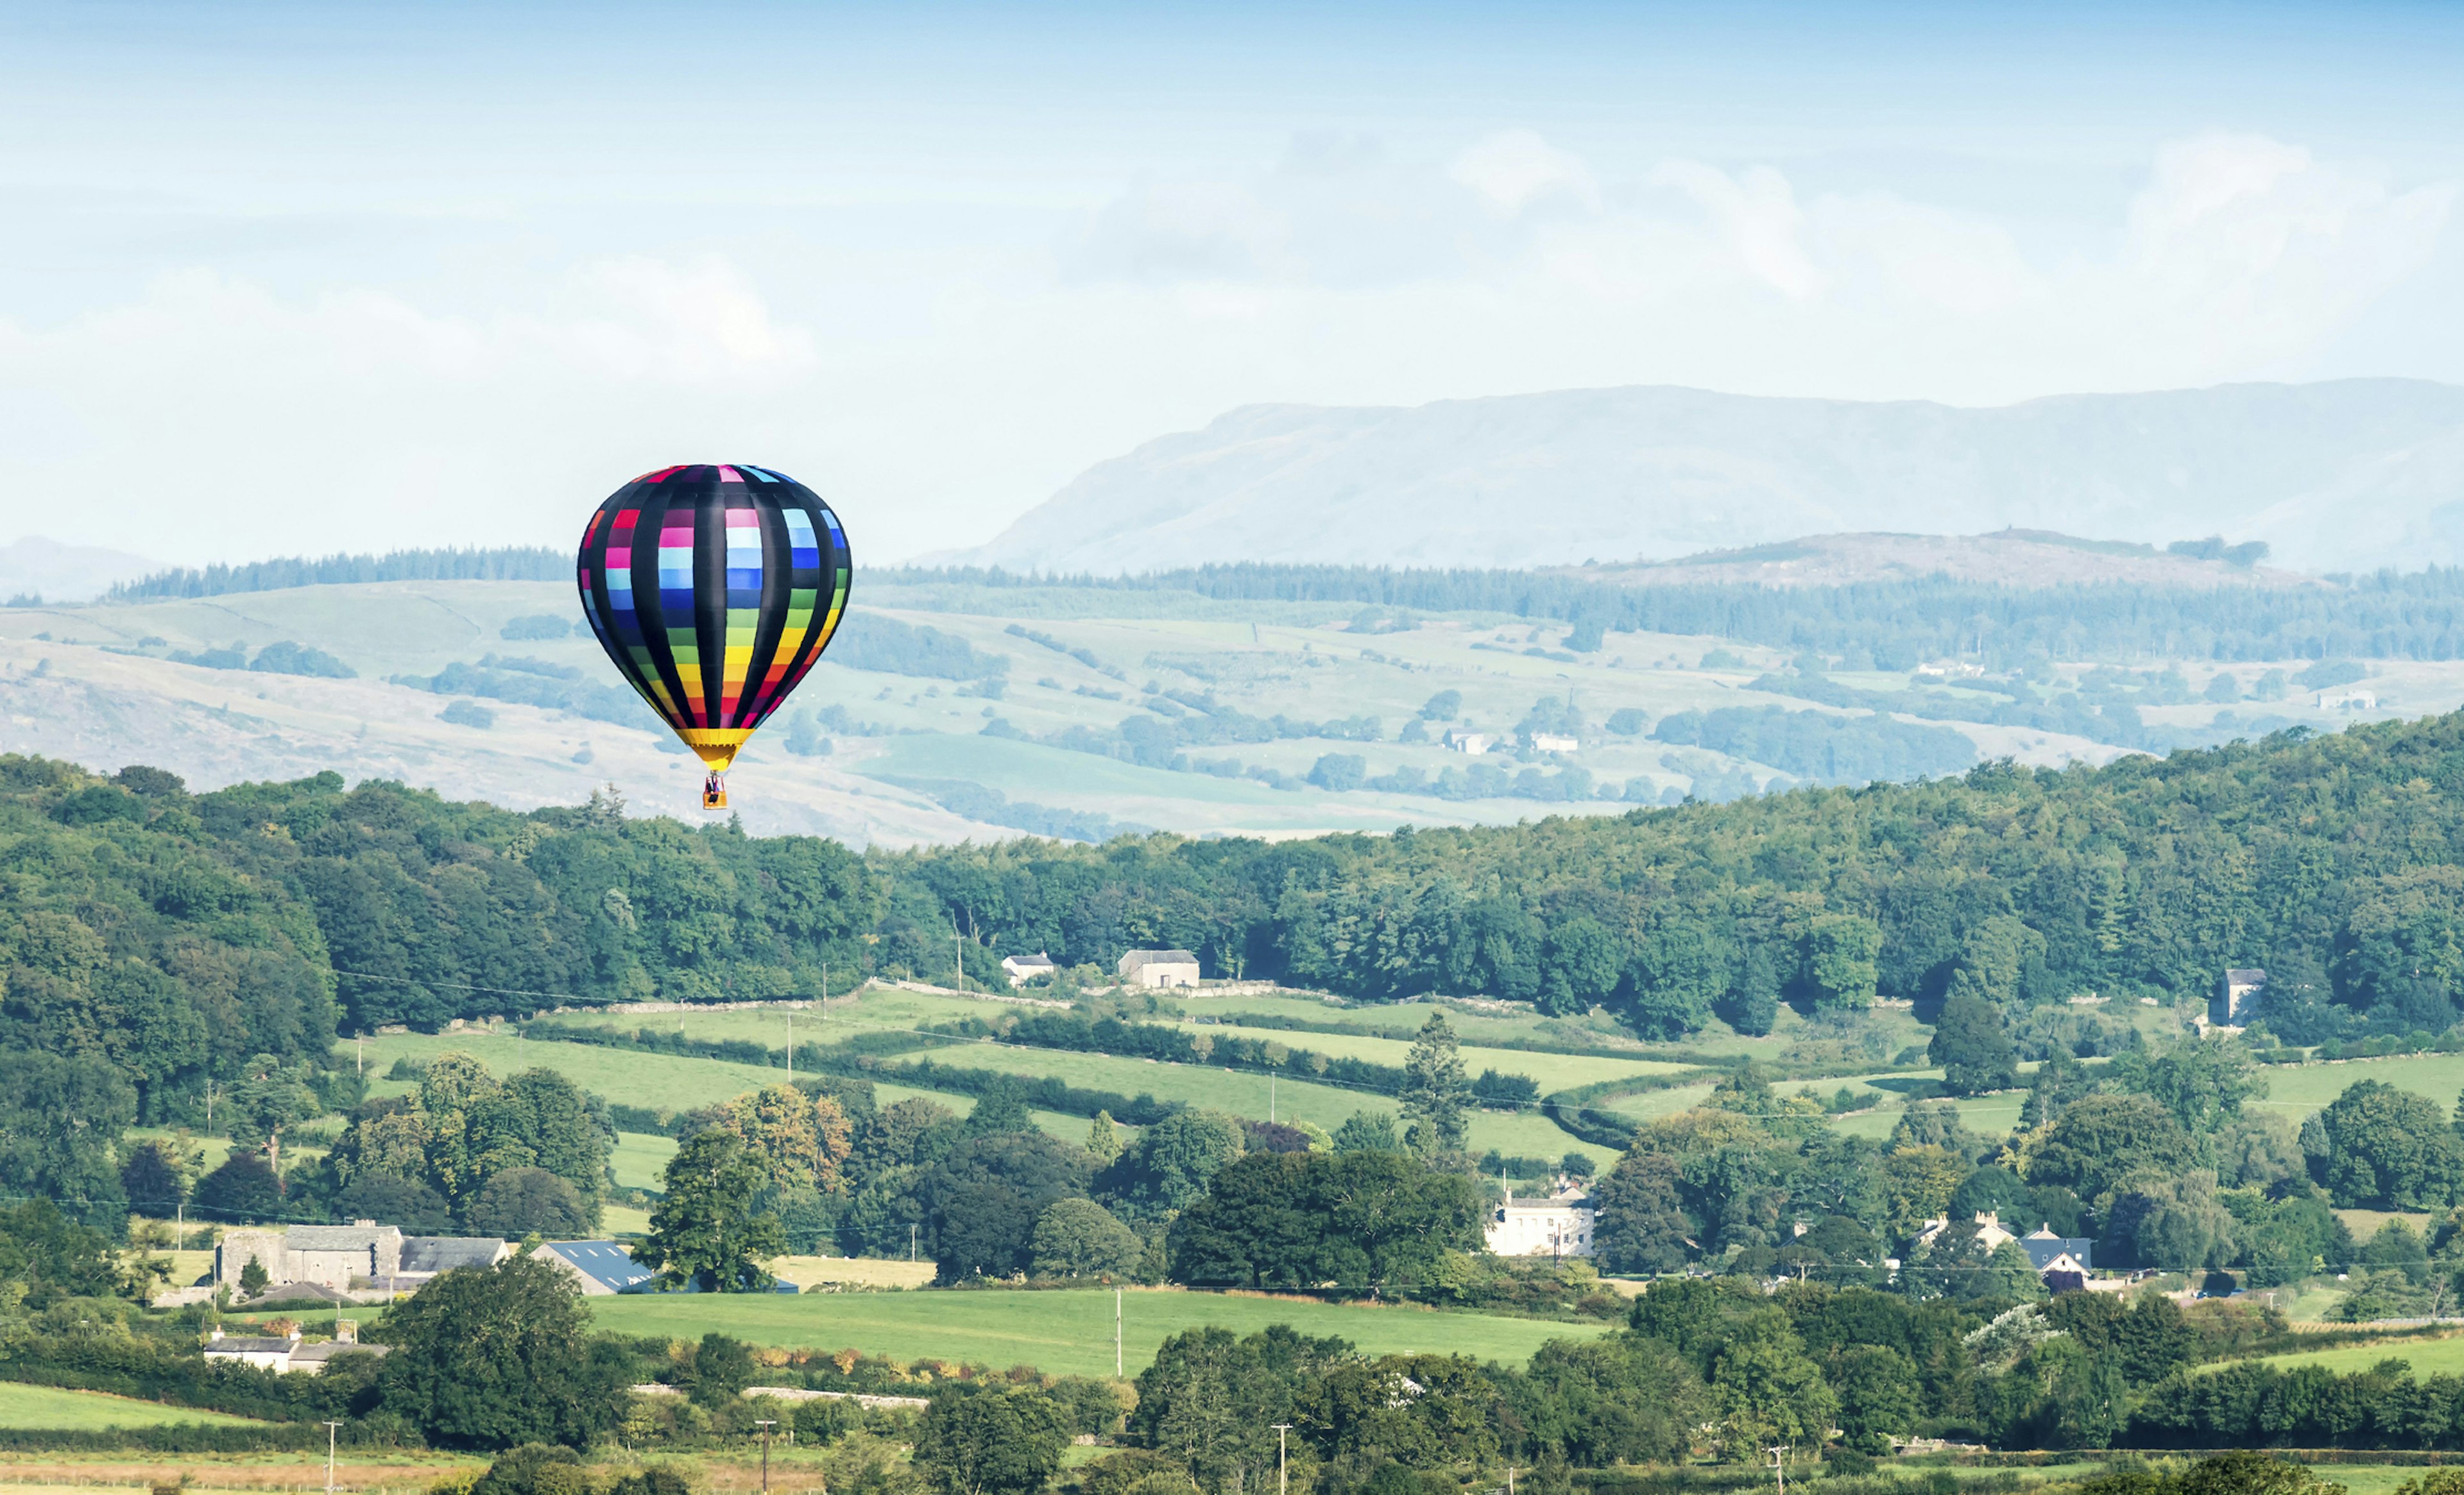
left=1575, top=529, right=2309, bottom=591
left=944, top=379, right=2464, bottom=576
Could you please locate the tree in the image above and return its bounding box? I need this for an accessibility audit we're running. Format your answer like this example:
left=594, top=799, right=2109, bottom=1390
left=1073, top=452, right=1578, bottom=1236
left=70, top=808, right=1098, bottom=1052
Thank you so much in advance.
left=1588, top=1150, right=1692, bottom=1274
left=1333, top=1112, right=1403, bottom=1153
left=726, top=1083, right=853, bottom=1194
left=635, top=1131, right=785, bottom=1291
left=2028, top=1093, right=2195, bottom=1203
left=0, top=1051, right=135, bottom=1229
left=1131, top=1329, right=1293, bottom=1495
left=965, top=1080, right=1036, bottom=1138
left=914, top=1386, right=1073, bottom=1495
left=2107, top=1041, right=2267, bottom=1134
left=1880, top=1146, right=1968, bottom=1235
left=466, top=1168, right=593, bottom=1239
left=1169, top=1151, right=1481, bottom=1290
left=1829, top=1344, right=1922, bottom=1453
left=0, top=1199, right=126, bottom=1306
left=119, top=1139, right=192, bottom=1215
left=335, top=1174, right=455, bottom=1234
left=1086, top=1111, right=1123, bottom=1165
left=2314, top=1079, right=2464, bottom=1209
left=194, top=1152, right=284, bottom=1224
left=1706, top=1314, right=1835, bottom=1455
left=1928, top=993, right=2017, bottom=1097
left=923, top=1132, right=1097, bottom=1281
left=1399, top=1014, right=1471, bottom=1158
left=377, top=1252, right=625, bottom=1449
left=1031, top=1198, right=1144, bottom=1279
left=1806, top=914, right=1881, bottom=1011
left=1103, top=1112, right=1245, bottom=1218
left=238, top=1254, right=270, bottom=1298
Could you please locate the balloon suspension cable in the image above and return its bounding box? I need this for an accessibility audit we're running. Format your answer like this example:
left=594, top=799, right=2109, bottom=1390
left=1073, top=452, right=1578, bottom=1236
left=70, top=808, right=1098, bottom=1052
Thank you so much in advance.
left=702, top=770, right=729, bottom=812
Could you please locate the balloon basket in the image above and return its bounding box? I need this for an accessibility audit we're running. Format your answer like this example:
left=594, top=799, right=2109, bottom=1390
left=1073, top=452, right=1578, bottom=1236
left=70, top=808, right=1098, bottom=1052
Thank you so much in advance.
left=701, top=773, right=728, bottom=812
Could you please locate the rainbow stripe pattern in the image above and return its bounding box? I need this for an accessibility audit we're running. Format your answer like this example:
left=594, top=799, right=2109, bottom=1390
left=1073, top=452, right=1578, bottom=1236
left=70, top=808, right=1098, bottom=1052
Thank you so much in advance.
left=573, top=463, right=853, bottom=770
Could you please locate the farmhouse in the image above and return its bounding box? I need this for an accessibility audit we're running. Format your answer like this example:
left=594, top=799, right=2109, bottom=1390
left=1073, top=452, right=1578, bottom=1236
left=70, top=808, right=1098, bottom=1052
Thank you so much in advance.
left=203, top=1323, right=390, bottom=1376
left=1442, top=730, right=1493, bottom=755
left=1528, top=732, right=1578, bottom=753
left=1118, top=949, right=1201, bottom=989
left=215, top=1224, right=508, bottom=1294
left=1485, top=1178, right=1595, bottom=1258
left=1002, top=952, right=1057, bottom=987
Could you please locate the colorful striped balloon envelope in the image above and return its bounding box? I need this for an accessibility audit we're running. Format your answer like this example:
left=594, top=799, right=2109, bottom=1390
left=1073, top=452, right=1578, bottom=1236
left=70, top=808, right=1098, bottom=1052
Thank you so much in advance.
left=575, top=464, right=851, bottom=800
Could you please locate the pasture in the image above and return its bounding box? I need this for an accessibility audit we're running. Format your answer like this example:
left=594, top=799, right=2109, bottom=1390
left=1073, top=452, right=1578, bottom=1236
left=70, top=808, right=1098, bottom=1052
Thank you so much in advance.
left=589, top=1285, right=1616, bottom=1378
left=0, top=1383, right=264, bottom=1430
left=2250, top=1330, right=2464, bottom=1378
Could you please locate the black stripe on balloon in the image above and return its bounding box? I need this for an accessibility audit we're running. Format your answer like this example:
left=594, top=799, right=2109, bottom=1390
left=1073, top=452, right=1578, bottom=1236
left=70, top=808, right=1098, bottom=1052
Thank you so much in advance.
left=740, top=496, right=792, bottom=729
left=694, top=474, right=730, bottom=729
left=636, top=486, right=695, bottom=732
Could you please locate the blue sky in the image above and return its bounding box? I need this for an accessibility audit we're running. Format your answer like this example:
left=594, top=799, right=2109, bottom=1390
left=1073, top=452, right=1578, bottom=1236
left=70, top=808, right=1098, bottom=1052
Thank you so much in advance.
left=1, top=1, right=2460, bottom=563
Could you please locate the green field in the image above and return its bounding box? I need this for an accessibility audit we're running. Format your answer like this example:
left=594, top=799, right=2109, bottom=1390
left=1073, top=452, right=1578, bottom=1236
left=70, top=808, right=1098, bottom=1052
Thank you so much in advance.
left=0, top=1383, right=264, bottom=1430
left=2248, top=1331, right=2464, bottom=1378
left=611, top=1131, right=678, bottom=1192
left=2246, top=1054, right=2464, bottom=1120
left=355, top=1031, right=1091, bottom=1145
left=589, top=1286, right=1616, bottom=1377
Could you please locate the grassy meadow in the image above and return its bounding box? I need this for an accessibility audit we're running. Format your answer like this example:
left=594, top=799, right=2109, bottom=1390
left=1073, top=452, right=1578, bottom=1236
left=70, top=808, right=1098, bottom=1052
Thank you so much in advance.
left=0, top=1383, right=264, bottom=1430
left=589, top=1286, right=1615, bottom=1378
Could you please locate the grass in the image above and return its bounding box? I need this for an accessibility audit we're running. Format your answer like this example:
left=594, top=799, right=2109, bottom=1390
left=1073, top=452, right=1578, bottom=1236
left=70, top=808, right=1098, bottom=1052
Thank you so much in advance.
left=589, top=1285, right=1614, bottom=1377
left=2247, top=1053, right=2464, bottom=1120
left=0, top=1383, right=264, bottom=1430
left=2250, top=1329, right=2464, bottom=1376
left=352, top=1031, right=1089, bottom=1144
left=611, top=1131, right=678, bottom=1192
left=384, top=1020, right=1616, bottom=1169
left=0, top=1451, right=484, bottom=1495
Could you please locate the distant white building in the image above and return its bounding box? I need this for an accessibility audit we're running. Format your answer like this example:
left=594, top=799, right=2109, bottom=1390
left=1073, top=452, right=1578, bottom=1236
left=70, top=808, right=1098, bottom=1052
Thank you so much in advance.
left=1528, top=733, right=1578, bottom=753
left=1002, top=952, right=1057, bottom=987
left=1442, top=730, right=1493, bottom=755
left=1485, top=1178, right=1595, bottom=1258
left=1914, top=1211, right=2017, bottom=1255
left=2318, top=689, right=2378, bottom=711
left=203, top=1322, right=389, bottom=1376
left=1118, top=949, right=1201, bottom=989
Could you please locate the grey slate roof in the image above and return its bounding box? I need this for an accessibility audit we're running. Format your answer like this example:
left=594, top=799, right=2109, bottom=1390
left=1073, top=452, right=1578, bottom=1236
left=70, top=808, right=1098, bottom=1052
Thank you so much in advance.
left=291, top=1342, right=391, bottom=1363
left=544, top=1240, right=657, bottom=1293
left=286, top=1226, right=397, bottom=1252
left=1120, top=949, right=1198, bottom=968
left=2017, top=1229, right=2093, bottom=1272
left=206, top=1337, right=298, bottom=1355
left=399, top=1236, right=506, bottom=1274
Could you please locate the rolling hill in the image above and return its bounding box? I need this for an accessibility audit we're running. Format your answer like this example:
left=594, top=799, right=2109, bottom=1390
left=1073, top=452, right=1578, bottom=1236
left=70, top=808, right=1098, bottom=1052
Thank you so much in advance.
left=939, top=379, right=2464, bottom=575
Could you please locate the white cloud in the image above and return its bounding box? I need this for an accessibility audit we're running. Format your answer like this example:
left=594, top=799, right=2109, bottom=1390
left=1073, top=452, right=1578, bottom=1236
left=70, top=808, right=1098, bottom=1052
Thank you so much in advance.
left=0, top=130, right=2451, bottom=567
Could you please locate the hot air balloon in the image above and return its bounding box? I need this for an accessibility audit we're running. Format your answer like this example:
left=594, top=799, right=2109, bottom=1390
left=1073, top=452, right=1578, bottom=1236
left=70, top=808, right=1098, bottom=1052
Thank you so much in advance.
left=575, top=464, right=851, bottom=810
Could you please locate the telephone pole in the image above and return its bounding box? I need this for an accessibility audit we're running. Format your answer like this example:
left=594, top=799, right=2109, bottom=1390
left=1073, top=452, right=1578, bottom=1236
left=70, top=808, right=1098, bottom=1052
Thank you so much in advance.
left=785, top=1012, right=793, bottom=1082
left=323, top=1421, right=342, bottom=1495
left=1767, top=1446, right=1788, bottom=1495
left=1115, top=1288, right=1124, bottom=1377
left=755, top=1420, right=777, bottom=1494
left=1273, top=1424, right=1292, bottom=1495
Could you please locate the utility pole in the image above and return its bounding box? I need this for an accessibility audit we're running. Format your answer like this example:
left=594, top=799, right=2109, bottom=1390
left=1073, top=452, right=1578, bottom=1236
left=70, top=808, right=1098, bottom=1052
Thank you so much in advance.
left=955, top=925, right=965, bottom=992
left=1767, top=1446, right=1788, bottom=1495
left=1273, top=1424, right=1292, bottom=1495
left=323, top=1421, right=341, bottom=1495
left=1115, top=1288, right=1124, bottom=1377
left=755, top=1419, right=777, bottom=1495
left=910, top=1224, right=917, bottom=1262
left=355, top=1034, right=364, bottom=1077
left=786, top=1012, right=793, bottom=1083
left=205, top=1079, right=216, bottom=1132
left=1269, top=1077, right=1276, bottom=1125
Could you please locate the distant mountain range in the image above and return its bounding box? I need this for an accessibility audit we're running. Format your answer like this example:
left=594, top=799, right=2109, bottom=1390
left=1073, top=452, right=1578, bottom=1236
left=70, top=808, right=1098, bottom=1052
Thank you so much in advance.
left=940, top=379, right=2464, bottom=576
left=0, top=536, right=160, bottom=602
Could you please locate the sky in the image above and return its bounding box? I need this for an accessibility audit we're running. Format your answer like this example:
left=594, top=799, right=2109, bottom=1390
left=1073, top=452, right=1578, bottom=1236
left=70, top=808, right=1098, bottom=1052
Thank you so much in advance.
left=0, top=1, right=2461, bottom=567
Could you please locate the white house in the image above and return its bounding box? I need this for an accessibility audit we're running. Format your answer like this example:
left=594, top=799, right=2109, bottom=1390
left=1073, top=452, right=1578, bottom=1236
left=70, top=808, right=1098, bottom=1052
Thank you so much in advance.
left=1528, top=733, right=1578, bottom=753
left=1002, top=953, right=1057, bottom=987
left=203, top=1324, right=390, bottom=1376
left=2317, top=689, right=2378, bottom=712
left=1485, top=1178, right=1595, bottom=1258
left=1118, top=949, right=1201, bottom=989
left=1442, top=730, right=1493, bottom=755
left=1913, top=1211, right=2017, bottom=1255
